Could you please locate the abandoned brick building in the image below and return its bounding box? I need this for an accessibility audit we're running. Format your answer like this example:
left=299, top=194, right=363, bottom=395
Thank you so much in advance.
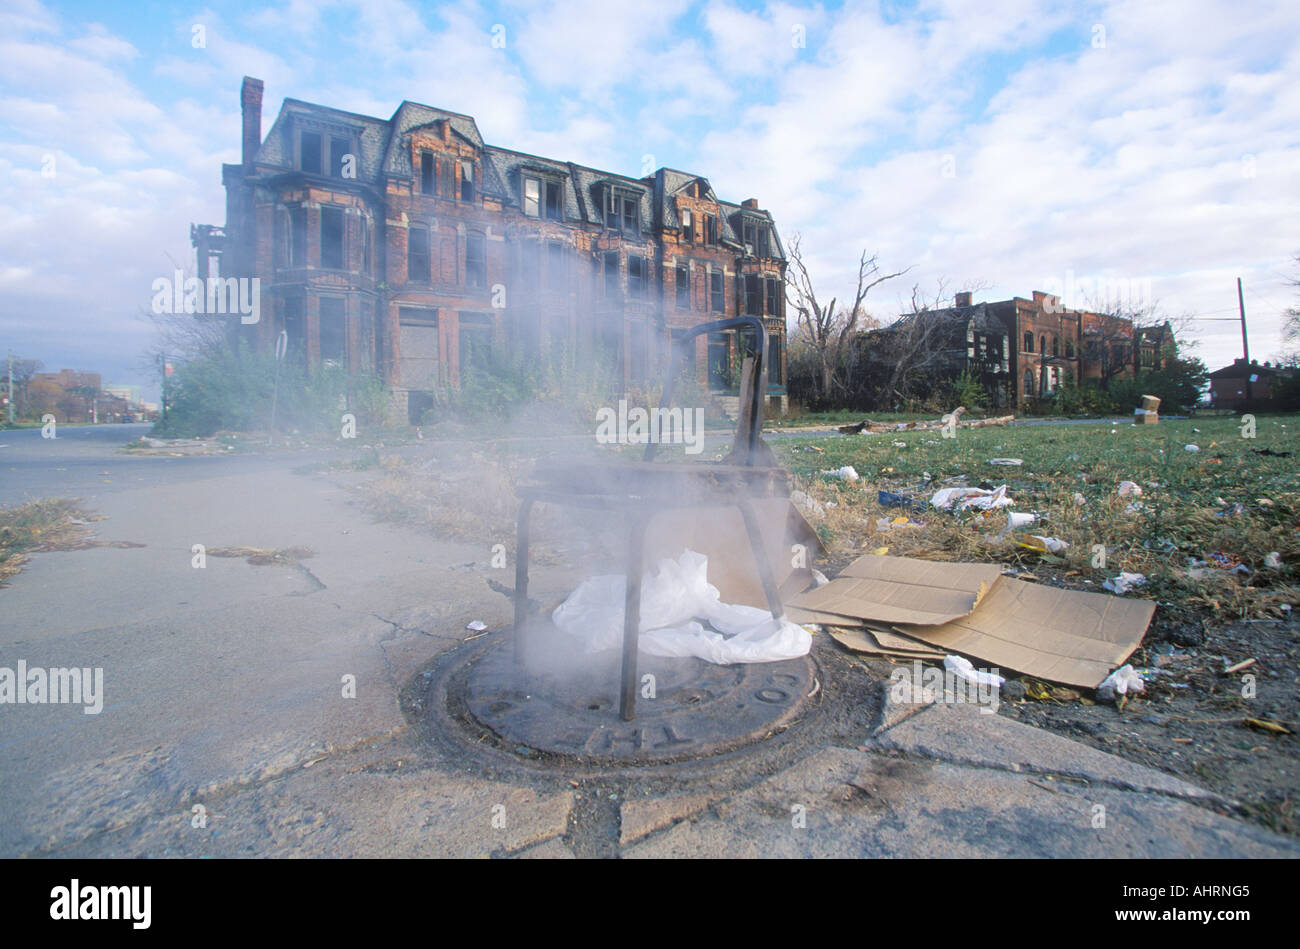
left=194, top=77, right=789, bottom=422
left=863, top=290, right=1172, bottom=409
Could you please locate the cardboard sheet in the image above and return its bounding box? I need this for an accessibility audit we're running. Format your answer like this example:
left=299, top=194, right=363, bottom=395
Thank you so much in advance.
left=893, top=578, right=1155, bottom=688
left=788, top=554, right=1003, bottom=626
left=827, top=625, right=946, bottom=659
left=644, top=498, right=820, bottom=611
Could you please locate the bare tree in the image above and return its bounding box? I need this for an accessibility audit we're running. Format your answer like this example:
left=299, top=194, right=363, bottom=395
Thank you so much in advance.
left=869, top=279, right=988, bottom=407
left=785, top=234, right=909, bottom=403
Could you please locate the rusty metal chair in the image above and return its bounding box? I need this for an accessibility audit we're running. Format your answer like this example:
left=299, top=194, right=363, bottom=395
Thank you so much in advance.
left=513, top=316, right=790, bottom=720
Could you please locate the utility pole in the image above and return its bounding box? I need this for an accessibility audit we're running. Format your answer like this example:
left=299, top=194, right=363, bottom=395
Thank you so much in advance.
left=1238, top=277, right=1252, bottom=407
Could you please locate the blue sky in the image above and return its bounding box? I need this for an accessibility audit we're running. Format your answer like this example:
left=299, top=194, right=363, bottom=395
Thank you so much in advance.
left=2, top=0, right=1298, bottom=398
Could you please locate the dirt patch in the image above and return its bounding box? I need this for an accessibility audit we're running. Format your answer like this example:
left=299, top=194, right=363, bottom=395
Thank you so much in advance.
left=206, top=546, right=315, bottom=566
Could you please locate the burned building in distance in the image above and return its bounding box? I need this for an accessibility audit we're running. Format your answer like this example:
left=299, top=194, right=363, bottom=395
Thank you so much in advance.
left=194, top=77, right=790, bottom=422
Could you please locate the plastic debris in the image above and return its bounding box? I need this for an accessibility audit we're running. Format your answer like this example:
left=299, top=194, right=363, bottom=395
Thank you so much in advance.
left=930, top=485, right=1013, bottom=511
left=893, top=440, right=907, bottom=448
left=988, top=458, right=1023, bottom=466
left=1103, top=572, right=1147, bottom=595
left=1264, top=552, right=1283, bottom=569
left=810, top=568, right=830, bottom=587
left=1216, top=502, right=1245, bottom=517
left=1124, top=501, right=1144, bottom=515
left=1016, top=535, right=1070, bottom=554
left=1116, top=481, right=1142, bottom=497
left=878, top=489, right=927, bottom=512
left=466, top=620, right=488, bottom=631
left=822, top=465, right=859, bottom=481
left=1184, top=444, right=1200, bottom=452
left=1073, top=492, right=1087, bottom=506
left=944, top=654, right=1006, bottom=689
left=1097, top=664, right=1145, bottom=702
left=1006, top=511, right=1037, bottom=529
left=790, top=490, right=825, bottom=517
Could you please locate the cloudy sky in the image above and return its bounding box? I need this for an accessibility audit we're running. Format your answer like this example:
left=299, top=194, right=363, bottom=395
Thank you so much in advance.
left=2, top=0, right=1297, bottom=397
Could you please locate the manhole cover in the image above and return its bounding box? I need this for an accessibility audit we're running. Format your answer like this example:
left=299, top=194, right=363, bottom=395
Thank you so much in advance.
left=448, top=627, right=817, bottom=764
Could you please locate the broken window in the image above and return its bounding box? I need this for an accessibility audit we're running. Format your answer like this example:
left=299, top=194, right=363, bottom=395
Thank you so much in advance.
left=546, top=241, right=565, bottom=290
left=420, top=151, right=435, bottom=194
left=545, top=180, right=562, bottom=219
left=709, top=269, right=724, bottom=312
left=676, top=263, right=689, bottom=309
left=606, top=189, right=638, bottom=234
left=765, top=277, right=781, bottom=315
left=408, top=226, right=431, bottom=283
left=1023, top=332, right=1033, bottom=353
left=321, top=206, right=344, bottom=269
left=300, top=131, right=322, bottom=174
left=440, top=157, right=456, bottom=198
left=319, top=297, right=346, bottom=367
left=743, top=273, right=761, bottom=315
left=604, top=251, right=620, bottom=297
left=1053, top=335, right=1060, bottom=357
left=628, top=255, right=649, bottom=299
left=523, top=176, right=541, bottom=216
left=466, top=233, right=486, bottom=288
left=704, top=214, right=718, bottom=246
left=331, top=137, right=352, bottom=177
left=289, top=206, right=307, bottom=267
left=460, top=159, right=475, bottom=202
left=1024, top=369, right=1034, bottom=397
left=743, top=219, right=769, bottom=256
left=681, top=208, right=693, bottom=242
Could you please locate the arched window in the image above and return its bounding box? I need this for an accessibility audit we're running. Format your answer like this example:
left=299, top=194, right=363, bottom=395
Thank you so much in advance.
left=1024, top=332, right=1033, bottom=352
left=1023, top=370, right=1034, bottom=398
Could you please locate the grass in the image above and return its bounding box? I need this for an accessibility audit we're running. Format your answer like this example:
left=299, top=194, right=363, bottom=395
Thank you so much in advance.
left=772, top=414, right=1300, bottom=621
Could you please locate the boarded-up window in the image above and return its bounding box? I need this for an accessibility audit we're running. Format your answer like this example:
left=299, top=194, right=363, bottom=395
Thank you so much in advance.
left=399, top=309, right=439, bottom=387
left=439, top=226, right=458, bottom=283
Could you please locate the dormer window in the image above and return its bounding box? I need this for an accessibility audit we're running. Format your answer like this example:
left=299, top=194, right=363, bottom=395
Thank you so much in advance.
left=606, top=187, right=639, bottom=235
left=742, top=218, right=770, bottom=257
left=522, top=174, right=564, bottom=220
left=460, top=159, right=475, bottom=202
left=300, top=131, right=322, bottom=174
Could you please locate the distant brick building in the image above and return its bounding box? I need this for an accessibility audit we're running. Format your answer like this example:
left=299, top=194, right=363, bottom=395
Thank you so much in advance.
left=863, top=290, right=1171, bottom=410
left=1209, top=358, right=1296, bottom=410
left=195, top=77, right=790, bottom=422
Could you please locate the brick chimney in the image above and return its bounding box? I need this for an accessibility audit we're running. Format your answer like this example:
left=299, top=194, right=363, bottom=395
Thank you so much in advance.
left=741, top=198, right=759, bottom=209
left=241, top=76, right=264, bottom=167
left=954, top=291, right=972, bottom=307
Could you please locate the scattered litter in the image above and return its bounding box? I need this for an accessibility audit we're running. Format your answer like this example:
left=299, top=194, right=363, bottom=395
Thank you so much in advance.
left=1184, top=444, right=1200, bottom=452
left=929, top=485, right=1013, bottom=511
left=944, top=654, right=1006, bottom=688
left=466, top=620, right=488, bottom=631
left=877, top=489, right=927, bottom=512
left=1243, top=718, right=1292, bottom=736
left=1251, top=448, right=1291, bottom=457
left=1117, top=481, right=1142, bottom=497
left=1073, top=492, right=1087, bottom=506
left=810, top=569, right=830, bottom=587
left=1124, top=501, right=1144, bottom=515
left=1257, top=497, right=1274, bottom=507
left=988, top=458, right=1023, bottom=466
left=1264, top=552, right=1283, bottom=569
left=1103, top=572, right=1147, bottom=595
left=822, top=465, right=860, bottom=481
left=1006, top=511, right=1037, bottom=529
left=1216, top=502, right=1245, bottom=517
left=893, top=440, right=907, bottom=448
left=790, top=490, right=825, bottom=517
left=1016, top=535, right=1070, bottom=554
left=837, top=421, right=868, bottom=435
left=800, top=445, right=825, bottom=453
left=1097, top=664, right=1145, bottom=702
left=1223, top=658, right=1256, bottom=675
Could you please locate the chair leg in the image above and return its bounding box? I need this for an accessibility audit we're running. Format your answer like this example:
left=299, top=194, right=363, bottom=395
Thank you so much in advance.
left=619, top=517, right=649, bottom=721
left=513, top=497, right=534, bottom=664
left=736, top=497, right=785, bottom=620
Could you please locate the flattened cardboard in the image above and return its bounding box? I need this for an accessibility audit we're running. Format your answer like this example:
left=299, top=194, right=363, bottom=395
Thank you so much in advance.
left=893, top=578, right=1155, bottom=688
left=827, top=625, right=946, bottom=659
left=789, top=554, right=1003, bottom=626
left=644, top=498, right=820, bottom=610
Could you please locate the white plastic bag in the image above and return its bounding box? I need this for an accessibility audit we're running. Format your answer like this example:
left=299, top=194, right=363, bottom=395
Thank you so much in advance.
left=551, top=549, right=812, bottom=665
